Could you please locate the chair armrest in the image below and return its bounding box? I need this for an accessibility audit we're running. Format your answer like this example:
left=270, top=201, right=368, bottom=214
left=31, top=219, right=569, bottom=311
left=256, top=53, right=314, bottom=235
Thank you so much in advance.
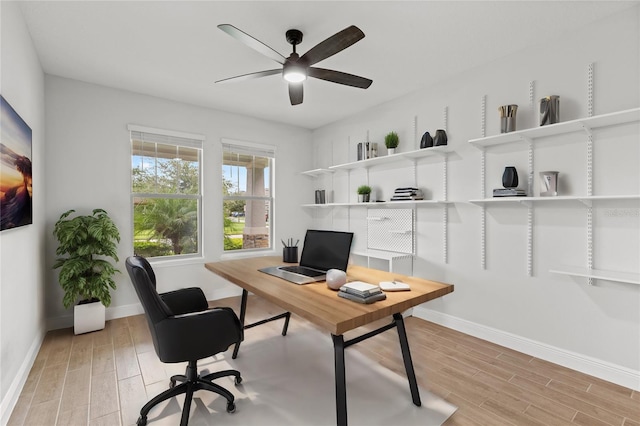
left=155, top=307, right=242, bottom=363
left=160, top=287, right=208, bottom=315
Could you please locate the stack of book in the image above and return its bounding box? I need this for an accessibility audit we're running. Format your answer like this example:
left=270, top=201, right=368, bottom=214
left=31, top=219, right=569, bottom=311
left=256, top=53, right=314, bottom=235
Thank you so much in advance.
left=390, top=187, right=424, bottom=201
left=338, top=281, right=387, bottom=304
left=493, top=188, right=526, bottom=197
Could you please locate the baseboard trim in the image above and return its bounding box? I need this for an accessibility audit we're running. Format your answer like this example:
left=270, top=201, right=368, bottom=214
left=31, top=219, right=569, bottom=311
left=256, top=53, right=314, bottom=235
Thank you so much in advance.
left=413, top=306, right=640, bottom=391
left=1, top=329, right=45, bottom=426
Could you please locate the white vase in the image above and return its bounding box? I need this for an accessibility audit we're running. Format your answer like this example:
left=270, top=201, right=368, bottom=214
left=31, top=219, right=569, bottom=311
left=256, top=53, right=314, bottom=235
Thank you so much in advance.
left=387, top=148, right=396, bottom=155
left=74, top=300, right=106, bottom=334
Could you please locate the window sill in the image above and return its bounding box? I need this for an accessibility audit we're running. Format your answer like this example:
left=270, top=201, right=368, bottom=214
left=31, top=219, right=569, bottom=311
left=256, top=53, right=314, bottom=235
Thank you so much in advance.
left=147, top=255, right=205, bottom=268
left=220, top=249, right=277, bottom=261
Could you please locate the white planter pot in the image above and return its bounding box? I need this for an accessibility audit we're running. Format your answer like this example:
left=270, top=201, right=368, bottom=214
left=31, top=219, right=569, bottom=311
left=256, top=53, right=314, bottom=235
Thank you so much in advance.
left=387, top=148, right=396, bottom=155
left=74, top=300, right=106, bottom=334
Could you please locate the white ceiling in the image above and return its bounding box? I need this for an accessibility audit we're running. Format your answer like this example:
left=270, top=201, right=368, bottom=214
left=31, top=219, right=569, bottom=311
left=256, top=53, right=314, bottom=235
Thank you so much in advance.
left=18, top=1, right=638, bottom=130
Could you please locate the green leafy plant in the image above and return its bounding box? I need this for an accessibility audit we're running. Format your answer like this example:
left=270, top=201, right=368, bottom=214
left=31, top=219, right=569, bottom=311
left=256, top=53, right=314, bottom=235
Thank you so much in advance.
left=53, top=209, right=121, bottom=308
left=357, top=185, right=372, bottom=195
left=384, top=131, right=399, bottom=149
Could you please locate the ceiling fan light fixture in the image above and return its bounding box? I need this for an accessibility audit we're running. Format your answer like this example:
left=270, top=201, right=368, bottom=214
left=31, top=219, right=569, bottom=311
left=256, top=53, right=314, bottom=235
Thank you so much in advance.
left=283, top=64, right=307, bottom=83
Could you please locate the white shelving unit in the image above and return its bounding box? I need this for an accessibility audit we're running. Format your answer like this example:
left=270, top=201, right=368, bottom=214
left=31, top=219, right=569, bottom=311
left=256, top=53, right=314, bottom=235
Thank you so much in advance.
left=468, top=108, right=640, bottom=148
left=469, top=195, right=640, bottom=206
left=351, top=249, right=414, bottom=276
left=300, top=168, right=334, bottom=178
left=550, top=266, right=640, bottom=286
left=468, top=106, right=640, bottom=283
left=302, top=119, right=453, bottom=268
left=302, top=200, right=451, bottom=208
left=328, top=145, right=451, bottom=171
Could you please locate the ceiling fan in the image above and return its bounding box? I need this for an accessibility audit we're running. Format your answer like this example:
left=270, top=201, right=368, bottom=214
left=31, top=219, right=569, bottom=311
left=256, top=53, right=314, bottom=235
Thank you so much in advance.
left=216, top=24, right=373, bottom=106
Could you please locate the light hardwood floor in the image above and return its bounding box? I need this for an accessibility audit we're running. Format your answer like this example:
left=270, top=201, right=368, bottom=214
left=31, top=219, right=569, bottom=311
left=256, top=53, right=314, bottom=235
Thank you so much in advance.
left=8, top=295, right=639, bottom=426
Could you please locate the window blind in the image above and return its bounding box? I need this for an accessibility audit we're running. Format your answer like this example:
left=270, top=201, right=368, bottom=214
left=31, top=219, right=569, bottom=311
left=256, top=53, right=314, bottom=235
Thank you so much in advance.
left=222, top=140, right=275, bottom=158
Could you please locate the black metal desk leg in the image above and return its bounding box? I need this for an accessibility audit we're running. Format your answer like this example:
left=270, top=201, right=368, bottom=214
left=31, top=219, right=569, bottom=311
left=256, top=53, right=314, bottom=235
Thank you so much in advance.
left=282, top=312, right=291, bottom=336
left=232, top=290, right=249, bottom=359
left=332, top=334, right=348, bottom=426
left=393, top=313, right=421, bottom=406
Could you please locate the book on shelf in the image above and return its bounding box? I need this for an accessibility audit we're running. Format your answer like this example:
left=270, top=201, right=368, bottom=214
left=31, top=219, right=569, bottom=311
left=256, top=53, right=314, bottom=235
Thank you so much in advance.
left=338, top=290, right=387, bottom=304
left=390, top=187, right=424, bottom=201
left=340, top=281, right=382, bottom=297
left=493, top=188, right=527, bottom=197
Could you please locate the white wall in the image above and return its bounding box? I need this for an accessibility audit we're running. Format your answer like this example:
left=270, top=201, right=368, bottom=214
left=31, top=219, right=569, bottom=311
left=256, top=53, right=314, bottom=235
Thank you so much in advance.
left=311, top=7, right=640, bottom=388
left=44, top=76, right=314, bottom=328
left=0, top=2, right=47, bottom=423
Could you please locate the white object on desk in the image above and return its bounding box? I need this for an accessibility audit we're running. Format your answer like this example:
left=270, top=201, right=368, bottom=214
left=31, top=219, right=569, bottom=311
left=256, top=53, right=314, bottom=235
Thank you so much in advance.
left=379, top=281, right=411, bottom=291
left=326, top=269, right=347, bottom=290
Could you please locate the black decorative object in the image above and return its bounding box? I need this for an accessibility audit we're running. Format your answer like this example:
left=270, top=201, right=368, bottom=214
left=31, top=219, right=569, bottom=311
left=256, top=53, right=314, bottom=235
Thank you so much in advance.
left=502, top=166, right=519, bottom=188
left=420, top=131, right=433, bottom=148
left=434, top=129, right=448, bottom=146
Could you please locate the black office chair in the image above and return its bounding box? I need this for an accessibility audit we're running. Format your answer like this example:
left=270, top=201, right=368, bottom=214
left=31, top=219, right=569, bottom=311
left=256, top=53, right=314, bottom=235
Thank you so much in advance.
left=125, top=256, right=243, bottom=426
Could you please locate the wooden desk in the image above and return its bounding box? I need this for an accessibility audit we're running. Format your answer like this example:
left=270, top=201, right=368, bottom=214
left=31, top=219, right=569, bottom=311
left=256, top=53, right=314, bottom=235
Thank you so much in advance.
left=205, top=256, right=454, bottom=426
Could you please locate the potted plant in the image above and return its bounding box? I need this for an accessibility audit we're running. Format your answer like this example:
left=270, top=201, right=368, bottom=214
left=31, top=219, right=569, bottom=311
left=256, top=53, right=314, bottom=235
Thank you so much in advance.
left=53, top=208, right=121, bottom=334
left=357, top=185, right=372, bottom=203
left=384, top=131, right=399, bottom=155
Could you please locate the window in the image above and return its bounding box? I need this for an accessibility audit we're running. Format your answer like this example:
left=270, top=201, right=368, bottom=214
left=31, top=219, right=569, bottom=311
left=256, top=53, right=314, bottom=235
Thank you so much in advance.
left=129, top=125, right=203, bottom=259
left=222, top=140, right=274, bottom=252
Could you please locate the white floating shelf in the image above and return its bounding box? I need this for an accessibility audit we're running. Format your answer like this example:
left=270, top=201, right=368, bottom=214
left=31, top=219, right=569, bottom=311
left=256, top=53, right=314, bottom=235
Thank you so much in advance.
left=302, top=200, right=450, bottom=208
left=301, top=202, right=351, bottom=208
left=329, top=146, right=452, bottom=171
left=550, top=266, right=640, bottom=285
left=469, top=107, right=640, bottom=148
left=352, top=249, right=413, bottom=261
left=469, top=195, right=640, bottom=205
left=300, top=168, right=334, bottom=177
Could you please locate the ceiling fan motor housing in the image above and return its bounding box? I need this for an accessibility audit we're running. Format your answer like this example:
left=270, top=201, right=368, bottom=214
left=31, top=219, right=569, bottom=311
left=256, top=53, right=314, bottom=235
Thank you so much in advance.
left=286, top=29, right=303, bottom=47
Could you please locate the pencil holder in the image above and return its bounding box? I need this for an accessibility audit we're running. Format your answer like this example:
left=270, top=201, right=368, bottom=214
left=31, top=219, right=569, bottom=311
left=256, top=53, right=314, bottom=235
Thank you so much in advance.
left=283, top=246, right=298, bottom=263
left=499, top=105, right=518, bottom=133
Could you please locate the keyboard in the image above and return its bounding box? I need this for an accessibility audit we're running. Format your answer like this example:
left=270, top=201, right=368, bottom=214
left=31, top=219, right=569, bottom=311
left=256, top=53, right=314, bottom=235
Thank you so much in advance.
left=280, top=265, right=326, bottom=277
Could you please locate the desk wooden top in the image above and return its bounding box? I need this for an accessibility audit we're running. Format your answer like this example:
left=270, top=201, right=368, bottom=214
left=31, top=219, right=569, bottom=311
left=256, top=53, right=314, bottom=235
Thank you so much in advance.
left=205, top=256, right=453, bottom=335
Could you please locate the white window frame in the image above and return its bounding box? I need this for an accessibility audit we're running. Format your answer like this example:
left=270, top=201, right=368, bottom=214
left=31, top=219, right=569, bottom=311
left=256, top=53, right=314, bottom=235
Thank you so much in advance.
left=129, top=124, right=204, bottom=261
left=222, top=138, right=275, bottom=253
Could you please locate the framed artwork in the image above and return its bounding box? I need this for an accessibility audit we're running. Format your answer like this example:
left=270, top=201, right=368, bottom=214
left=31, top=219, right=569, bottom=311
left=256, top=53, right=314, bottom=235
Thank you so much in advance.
left=1, top=95, right=33, bottom=231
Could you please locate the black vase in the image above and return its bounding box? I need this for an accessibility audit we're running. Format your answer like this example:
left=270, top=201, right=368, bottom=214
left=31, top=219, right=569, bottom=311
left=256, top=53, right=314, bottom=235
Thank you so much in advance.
left=420, top=131, right=433, bottom=149
left=434, top=129, right=448, bottom=146
left=502, top=166, right=519, bottom=188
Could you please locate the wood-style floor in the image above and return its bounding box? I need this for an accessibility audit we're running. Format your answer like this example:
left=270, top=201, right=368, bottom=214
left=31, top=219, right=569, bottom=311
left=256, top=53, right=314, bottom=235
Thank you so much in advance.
left=8, top=295, right=639, bottom=426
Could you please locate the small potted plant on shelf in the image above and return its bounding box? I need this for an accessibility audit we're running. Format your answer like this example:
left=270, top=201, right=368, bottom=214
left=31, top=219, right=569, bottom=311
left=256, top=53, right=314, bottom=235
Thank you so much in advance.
left=384, top=131, right=399, bottom=155
left=357, top=185, right=372, bottom=203
left=53, top=208, right=121, bottom=334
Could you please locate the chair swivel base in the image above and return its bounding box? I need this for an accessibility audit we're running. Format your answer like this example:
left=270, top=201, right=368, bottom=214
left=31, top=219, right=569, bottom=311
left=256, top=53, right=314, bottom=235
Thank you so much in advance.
left=136, top=361, right=242, bottom=426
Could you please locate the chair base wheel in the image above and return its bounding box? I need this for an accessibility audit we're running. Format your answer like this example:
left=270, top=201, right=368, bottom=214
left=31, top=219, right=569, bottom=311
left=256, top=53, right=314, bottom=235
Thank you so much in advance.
left=235, top=376, right=242, bottom=385
left=137, top=416, right=147, bottom=426
left=227, top=402, right=236, bottom=413
left=169, top=379, right=176, bottom=388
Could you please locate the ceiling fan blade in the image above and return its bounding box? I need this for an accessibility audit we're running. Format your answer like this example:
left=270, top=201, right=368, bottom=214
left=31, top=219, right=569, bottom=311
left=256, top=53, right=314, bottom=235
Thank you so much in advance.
left=289, top=83, right=303, bottom=105
left=215, top=69, right=282, bottom=84
left=308, top=68, right=372, bottom=89
left=218, top=24, right=286, bottom=65
left=300, top=25, right=365, bottom=66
